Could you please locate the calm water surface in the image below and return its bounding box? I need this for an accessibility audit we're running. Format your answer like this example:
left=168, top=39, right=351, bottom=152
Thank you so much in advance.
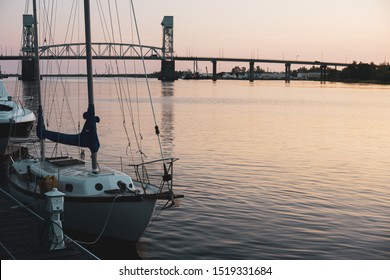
left=5, top=79, right=390, bottom=259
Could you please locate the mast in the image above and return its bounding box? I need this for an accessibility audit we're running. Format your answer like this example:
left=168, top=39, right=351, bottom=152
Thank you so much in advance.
left=83, top=0, right=99, bottom=173
left=32, top=0, right=45, bottom=161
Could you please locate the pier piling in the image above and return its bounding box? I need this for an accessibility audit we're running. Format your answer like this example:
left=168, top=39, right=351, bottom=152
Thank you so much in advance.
left=285, top=63, right=291, bottom=83
left=249, top=61, right=254, bottom=82
left=212, top=60, right=217, bottom=81
left=320, top=64, right=327, bottom=83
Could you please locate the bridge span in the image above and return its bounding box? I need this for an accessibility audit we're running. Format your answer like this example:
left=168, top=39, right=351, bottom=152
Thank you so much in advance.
left=1, top=15, right=351, bottom=82
left=0, top=43, right=350, bottom=82
left=175, top=56, right=349, bottom=82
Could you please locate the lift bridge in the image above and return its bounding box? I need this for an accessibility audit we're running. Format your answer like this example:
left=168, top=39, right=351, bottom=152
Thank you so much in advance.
left=2, top=15, right=350, bottom=82
left=14, top=15, right=174, bottom=81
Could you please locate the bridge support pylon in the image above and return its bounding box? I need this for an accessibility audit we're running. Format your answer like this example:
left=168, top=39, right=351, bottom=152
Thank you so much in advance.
left=160, top=60, right=176, bottom=81
left=285, top=63, right=291, bottom=83
left=21, top=59, right=36, bottom=80
left=212, top=60, right=217, bottom=81
left=249, top=61, right=254, bottom=82
left=320, top=64, right=327, bottom=83
left=21, top=14, right=36, bottom=81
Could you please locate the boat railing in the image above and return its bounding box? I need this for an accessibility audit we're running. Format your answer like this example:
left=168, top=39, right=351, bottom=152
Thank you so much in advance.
left=6, top=137, right=40, bottom=159
left=17, top=96, right=34, bottom=112
left=97, top=152, right=179, bottom=192
left=8, top=141, right=179, bottom=194
left=128, top=157, right=179, bottom=189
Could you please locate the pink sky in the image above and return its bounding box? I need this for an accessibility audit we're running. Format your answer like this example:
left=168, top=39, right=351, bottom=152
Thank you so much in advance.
left=1, top=0, right=389, bottom=73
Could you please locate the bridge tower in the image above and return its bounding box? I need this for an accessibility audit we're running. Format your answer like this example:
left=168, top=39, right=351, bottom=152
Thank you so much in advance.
left=21, top=14, right=36, bottom=81
left=160, top=16, right=176, bottom=81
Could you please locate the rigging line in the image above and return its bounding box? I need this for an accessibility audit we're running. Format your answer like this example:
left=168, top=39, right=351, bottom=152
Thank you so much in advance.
left=98, top=0, right=113, bottom=43
left=46, top=77, right=57, bottom=127
left=44, top=64, right=56, bottom=126
left=96, top=0, right=108, bottom=42
left=46, top=76, right=74, bottom=138
left=39, top=0, right=57, bottom=124
left=107, top=0, right=122, bottom=81
left=77, top=2, right=81, bottom=148
left=114, top=0, right=124, bottom=47
left=49, top=1, right=55, bottom=43
left=39, top=1, right=51, bottom=115
left=114, top=76, right=133, bottom=150
left=105, top=3, right=124, bottom=105
left=60, top=0, right=79, bottom=133
left=123, top=79, right=144, bottom=159
left=129, top=0, right=165, bottom=160
left=62, top=0, right=77, bottom=44
left=40, top=1, right=66, bottom=64
left=128, top=4, right=143, bottom=155
left=52, top=88, right=71, bottom=136
left=115, top=0, right=145, bottom=161
left=24, top=0, right=29, bottom=13
left=46, top=1, right=79, bottom=135
left=55, top=1, right=81, bottom=140
left=40, top=1, right=46, bottom=44
left=106, top=0, right=135, bottom=155
left=49, top=0, right=56, bottom=45
left=40, top=0, right=55, bottom=50
left=44, top=70, right=59, bottom=129
left=14, top=2, right=30, bottom=100
left=99, top=0, right=120, bottom=106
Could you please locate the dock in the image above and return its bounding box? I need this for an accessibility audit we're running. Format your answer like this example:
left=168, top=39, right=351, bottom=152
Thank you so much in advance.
left=0, top=187, right=99, bottom=260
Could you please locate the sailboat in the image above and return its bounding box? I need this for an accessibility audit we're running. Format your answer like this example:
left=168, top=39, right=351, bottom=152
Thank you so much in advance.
left=0, top=79, right=36, bottom=155
left=7, top=0, right=182, bottom=242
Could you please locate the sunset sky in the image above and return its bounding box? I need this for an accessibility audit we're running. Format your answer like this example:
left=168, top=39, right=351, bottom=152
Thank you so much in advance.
left=1, top=0, right=389, bottom=73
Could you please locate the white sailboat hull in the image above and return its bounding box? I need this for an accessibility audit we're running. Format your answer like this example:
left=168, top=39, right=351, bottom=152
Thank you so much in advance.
left=62, top=198, right=157, bottom=241
left=8, top=158, right=159, bottom=242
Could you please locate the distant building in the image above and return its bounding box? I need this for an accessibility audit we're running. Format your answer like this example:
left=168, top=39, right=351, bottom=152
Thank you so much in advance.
left=221, top=72, right=236, bottom=79
left=297, top=72, right=322, bottom=79
left=260, top=72, right=284, bottom=79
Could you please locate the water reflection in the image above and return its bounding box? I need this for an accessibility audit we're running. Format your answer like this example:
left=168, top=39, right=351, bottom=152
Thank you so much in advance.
left=161, top=81, right=174, bottom=97
left=4, top=78, right=390, bottom=259
left=141, top=80, right=390, bottom=260
left=21, top=81, right=38, bottom=113
left=160, top=82, right=175, bottom=156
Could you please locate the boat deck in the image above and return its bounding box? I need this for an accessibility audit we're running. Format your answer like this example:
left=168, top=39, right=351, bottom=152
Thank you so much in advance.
left=0, top=187, right=99, bottom=260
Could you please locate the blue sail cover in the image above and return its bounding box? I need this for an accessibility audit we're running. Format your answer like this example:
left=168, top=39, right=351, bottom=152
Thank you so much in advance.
left=36, top=106, right=100, bottom=153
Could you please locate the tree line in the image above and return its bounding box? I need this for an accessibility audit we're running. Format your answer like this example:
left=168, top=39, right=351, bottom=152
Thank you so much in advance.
left=150, top=61, right=390, bottom=83
left=335, top=62, right=390, bottom=83
left=296, top=62, right=390, bottom=83
left=233, top=62, right=390, bottom=83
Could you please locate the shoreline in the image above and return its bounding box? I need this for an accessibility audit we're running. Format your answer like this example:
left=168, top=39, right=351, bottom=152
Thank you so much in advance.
left=1, top=74, right=390, bottom=85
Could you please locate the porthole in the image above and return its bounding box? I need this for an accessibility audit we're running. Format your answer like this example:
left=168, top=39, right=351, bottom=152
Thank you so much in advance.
left=65, top=184, right=73, bottom=192
left=95, top=183, right=103, bottom=191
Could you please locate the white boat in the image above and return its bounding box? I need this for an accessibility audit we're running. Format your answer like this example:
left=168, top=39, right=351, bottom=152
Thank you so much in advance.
left=0, top=80, right=36, bottom=155
left=7, top=0, right=182, bottom=243
left=9, top=156, right=179, bottom=241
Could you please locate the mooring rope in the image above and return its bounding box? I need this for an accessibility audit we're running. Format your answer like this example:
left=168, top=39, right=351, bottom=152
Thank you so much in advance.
left=70, top=194, right=123, bottom=245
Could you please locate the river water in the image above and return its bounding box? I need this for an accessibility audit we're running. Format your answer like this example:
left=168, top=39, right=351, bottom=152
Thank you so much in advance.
left=4, top=78, right=390, bottom=259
